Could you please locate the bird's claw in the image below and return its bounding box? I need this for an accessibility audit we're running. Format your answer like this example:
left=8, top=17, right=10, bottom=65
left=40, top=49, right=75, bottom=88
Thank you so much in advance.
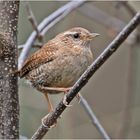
left=77, top=97, right=81, bottom=104
left=76, top=93, right=82, bottom=104
left=41, top=113, right=57, bottom=129
left=63, top=94, right=72, bottom=107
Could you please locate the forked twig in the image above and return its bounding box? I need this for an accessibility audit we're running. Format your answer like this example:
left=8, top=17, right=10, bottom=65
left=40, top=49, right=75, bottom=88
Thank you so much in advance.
left=25, top=1, right=43, bottom=42
left=18, top=43, right=42, bottom=50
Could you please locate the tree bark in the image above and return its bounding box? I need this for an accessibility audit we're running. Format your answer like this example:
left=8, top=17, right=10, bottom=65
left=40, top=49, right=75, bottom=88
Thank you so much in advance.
left=0, top=1, right=20, bottom=139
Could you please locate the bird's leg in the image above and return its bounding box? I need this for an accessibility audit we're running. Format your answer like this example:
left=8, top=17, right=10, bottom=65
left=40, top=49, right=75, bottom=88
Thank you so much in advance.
left=41, top=93, right=56, bottom=129
left=38, top=85, right=72, bottom=106
left=44, top=86, right=82, bottom=106
left=41, top=86, right=72, bottom=107
left=39, top=86, right=71, bottom=92
left=41, top=85, right=81, bottom=106
left=63, top=92, right=81, bottom=106
left=62, top=88, right=81, bottom=106
left=44, top=93, right=53, bottom=112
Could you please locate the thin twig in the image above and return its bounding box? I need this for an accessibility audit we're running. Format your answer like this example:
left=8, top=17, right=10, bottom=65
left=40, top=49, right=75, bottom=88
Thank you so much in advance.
left=40, top=1, right=85, bottom=36
left=79, top=94, right=110, bottom=139
left=18, top=43, right=42, bottom=50
left=25, top=1, right=43, bottom=42
left=31, top=12, right=140, bottom=140
left=25, top=1, right=39, bottom=35
left=18, top=0, right=86, bottom=69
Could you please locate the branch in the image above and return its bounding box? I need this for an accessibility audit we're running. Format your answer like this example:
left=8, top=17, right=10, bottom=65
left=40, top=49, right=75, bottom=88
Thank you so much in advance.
left=18, top=43, right=42, bottom=50
left=79, top=95, right=110, bottom=139
left=31, top=12, right=140, bottom=140
left=25, top=1, right=43, bottom=43
left=18, top=0, right=86, bottom=69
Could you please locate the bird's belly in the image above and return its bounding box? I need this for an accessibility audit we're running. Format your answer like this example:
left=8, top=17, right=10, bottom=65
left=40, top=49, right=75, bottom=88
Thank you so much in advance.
left=48, top=55, right=92, bottom=87
left=26, top=53, right=93, bottom=93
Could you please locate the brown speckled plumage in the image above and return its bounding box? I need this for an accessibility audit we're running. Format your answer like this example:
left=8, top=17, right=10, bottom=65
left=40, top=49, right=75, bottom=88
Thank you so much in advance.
left=18, top=27, right=99, bottom=94
left=17, top=27, right=99, bottom=120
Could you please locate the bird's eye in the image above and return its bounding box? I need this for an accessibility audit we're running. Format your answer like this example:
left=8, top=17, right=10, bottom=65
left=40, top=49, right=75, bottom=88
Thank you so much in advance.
left=73, top=33, right=80, bottom=39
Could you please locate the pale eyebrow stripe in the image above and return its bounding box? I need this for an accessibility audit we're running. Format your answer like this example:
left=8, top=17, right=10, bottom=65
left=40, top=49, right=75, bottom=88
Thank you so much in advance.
left=63, top=31, right=78, bottom=35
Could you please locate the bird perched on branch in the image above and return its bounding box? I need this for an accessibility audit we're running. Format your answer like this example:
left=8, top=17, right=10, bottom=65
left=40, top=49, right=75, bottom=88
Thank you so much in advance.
left=16, top=27, right=99, bottom=127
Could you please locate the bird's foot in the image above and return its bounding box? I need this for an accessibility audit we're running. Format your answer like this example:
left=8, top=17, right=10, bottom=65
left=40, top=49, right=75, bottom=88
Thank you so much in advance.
left=76, top=93, right=82, bottom=103
left=63, top=94, right=72, bottom=107
left=62, top=88, right=82, bottom=106
left=41, top=112, right=57, bottom=129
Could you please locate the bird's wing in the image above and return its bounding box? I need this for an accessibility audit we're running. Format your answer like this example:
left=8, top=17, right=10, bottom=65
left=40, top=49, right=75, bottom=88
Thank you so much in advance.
left=19, top=41, right=58, bottom=78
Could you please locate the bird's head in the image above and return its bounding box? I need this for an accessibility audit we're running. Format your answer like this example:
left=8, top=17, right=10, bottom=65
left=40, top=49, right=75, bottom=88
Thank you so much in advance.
left=56, top=27, right=100, bottom=48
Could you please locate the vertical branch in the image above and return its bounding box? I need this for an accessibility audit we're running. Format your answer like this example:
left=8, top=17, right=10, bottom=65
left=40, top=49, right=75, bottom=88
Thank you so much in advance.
left=0, top=0, right=20, bottom=139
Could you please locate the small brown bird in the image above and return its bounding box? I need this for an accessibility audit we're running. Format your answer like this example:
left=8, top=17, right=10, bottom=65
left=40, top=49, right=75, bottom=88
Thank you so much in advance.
left=17, top=27, right=99, bottom=126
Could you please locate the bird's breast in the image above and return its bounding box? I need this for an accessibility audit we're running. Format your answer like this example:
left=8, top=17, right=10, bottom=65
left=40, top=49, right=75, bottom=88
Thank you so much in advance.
left=25, top=47, right=93, bottom=93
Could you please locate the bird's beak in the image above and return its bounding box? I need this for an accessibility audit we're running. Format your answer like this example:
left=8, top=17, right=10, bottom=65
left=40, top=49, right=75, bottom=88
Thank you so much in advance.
left=87, top=33, right=100, bottom=40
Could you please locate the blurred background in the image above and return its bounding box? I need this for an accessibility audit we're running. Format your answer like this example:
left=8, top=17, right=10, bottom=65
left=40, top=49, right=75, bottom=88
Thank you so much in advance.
left=18, top=1, right=140, bottom=139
